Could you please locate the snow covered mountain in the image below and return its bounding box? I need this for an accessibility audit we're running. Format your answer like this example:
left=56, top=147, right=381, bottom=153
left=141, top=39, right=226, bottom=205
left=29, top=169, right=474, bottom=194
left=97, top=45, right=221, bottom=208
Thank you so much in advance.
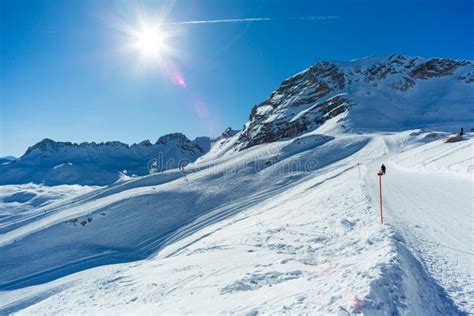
left=237, top=55, right=473, bottom=149
left=1, top=55, right=473, bottom=315
left=0, top=133, right=216, bottom=186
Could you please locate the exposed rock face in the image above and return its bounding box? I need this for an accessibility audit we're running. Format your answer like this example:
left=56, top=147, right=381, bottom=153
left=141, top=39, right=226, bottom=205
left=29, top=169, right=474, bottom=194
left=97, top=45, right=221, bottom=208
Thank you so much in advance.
left=444, top=134, right=463, bottom=143
left=265, top=61, right=346, bottom=109
left=391, top=77, right=415, bottom=91
left=240, top=95, right=352, bottom=149
left=219, top=127, right=239, bottom=139
left=457, top=73, right=474, bottom=84
left=409, top=59, right=470, bottom=79
left=236, top=55, right=473, bottom=149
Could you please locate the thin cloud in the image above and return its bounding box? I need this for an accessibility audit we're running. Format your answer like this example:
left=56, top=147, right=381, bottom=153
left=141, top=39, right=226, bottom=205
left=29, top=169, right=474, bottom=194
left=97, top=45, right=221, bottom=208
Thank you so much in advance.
left=161, top=16, right=341, bottom=26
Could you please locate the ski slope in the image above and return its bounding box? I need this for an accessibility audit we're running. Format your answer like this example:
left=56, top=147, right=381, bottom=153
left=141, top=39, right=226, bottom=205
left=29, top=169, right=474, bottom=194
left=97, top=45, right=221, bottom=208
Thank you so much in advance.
left=366, top=136, right=474, bottom=312
left=1, top=130, right=472, bottom=315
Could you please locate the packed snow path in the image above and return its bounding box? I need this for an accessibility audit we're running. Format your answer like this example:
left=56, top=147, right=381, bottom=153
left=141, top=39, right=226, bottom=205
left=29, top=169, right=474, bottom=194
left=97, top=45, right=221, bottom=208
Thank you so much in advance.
left=366, top=137, right=474, bottom=313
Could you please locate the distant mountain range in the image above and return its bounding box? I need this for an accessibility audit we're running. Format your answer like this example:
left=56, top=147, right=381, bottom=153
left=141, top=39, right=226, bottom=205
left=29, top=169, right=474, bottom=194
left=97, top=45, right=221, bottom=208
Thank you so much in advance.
left=0, top=129, right=237, bottom=186
left=1, top=55, right=473, bottom=186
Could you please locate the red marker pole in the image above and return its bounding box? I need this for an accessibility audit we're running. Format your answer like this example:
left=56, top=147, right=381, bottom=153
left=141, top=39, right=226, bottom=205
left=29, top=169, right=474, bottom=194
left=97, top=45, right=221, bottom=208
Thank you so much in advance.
left=377, top=172, right=383, bottom=224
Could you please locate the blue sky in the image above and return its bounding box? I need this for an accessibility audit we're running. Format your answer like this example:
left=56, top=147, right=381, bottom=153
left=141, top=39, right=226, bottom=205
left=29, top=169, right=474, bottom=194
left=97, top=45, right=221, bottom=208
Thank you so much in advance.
left=1, top=0, right=473, bottom=157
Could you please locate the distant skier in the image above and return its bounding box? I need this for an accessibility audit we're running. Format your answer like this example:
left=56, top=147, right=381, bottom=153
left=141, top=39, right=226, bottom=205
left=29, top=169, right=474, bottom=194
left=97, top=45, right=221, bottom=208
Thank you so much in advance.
left=460, top=128, right=464, bottom=138
left=381, top=164, right=386, bottom=175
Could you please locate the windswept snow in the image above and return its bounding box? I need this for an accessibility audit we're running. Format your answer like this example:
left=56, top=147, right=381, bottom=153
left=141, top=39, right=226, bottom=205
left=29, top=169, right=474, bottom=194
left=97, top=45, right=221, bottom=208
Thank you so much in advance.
left=1, top=130, right=471, bottom=315
left=0, top=184, right=97, bottom=231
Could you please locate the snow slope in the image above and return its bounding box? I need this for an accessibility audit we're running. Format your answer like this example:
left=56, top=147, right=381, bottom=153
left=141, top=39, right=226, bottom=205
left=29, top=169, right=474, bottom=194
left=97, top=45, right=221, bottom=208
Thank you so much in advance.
left=0, top=184, right=97, bottom=233
left=0, top=133, right=367, bottom=290
left=1, top=130, right=471, bottom=315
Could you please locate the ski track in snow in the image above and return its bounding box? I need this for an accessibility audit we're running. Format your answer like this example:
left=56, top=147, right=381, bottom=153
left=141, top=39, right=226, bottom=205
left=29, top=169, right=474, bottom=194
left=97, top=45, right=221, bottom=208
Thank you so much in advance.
left=365, top=136, right=473, bottom=313
left=0, top=131, right=472, bottom=315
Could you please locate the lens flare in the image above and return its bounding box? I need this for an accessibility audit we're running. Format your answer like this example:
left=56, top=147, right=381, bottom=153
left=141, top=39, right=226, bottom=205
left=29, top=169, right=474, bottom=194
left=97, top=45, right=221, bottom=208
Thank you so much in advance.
left=173, top=73, right=186, bottom=88
left=176, top=75, right=186, bottom=87
left=191, top=99, right=209, bottom=119
left=164, top=62, right=186, bottom=88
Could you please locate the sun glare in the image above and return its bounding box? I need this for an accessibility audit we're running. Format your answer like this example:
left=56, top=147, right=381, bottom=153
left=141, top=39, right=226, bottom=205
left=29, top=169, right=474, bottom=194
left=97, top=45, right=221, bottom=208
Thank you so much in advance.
left=131, top=24, right=168, bottom=60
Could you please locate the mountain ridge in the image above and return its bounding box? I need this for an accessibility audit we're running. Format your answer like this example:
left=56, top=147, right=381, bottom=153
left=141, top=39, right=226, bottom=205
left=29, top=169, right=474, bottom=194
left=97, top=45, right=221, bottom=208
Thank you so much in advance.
left=0, top=130, right=236, bottom=186
left=22, top=132, right=202, bottom=158
left=236, top=54, right=474, bottom=149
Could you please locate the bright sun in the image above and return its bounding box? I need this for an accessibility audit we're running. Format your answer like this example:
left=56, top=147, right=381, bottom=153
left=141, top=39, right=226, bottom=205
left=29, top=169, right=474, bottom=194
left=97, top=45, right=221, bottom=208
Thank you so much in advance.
left=131, top=24, right=167, bottom=60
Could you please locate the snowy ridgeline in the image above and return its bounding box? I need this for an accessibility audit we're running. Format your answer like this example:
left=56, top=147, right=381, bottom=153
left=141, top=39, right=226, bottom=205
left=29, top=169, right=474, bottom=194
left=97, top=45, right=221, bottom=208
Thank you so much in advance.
left=0, top=129, right=238, bottom=186
left=0, top=129, right=472, bottom=315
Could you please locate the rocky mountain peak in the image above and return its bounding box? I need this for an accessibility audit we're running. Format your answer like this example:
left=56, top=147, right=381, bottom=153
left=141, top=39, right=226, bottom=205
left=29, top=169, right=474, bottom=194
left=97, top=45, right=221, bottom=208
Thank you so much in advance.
left=137, top=140, right=153, bottom=147
left=156, top=133, right=190, bottom=145
left=219, top=127, right=239, bottom=139
left=23, top=138, right=59, bottom=156
left=409, top=58, right=471, bottom=79
left=236, top=55, right=474, bottom=150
